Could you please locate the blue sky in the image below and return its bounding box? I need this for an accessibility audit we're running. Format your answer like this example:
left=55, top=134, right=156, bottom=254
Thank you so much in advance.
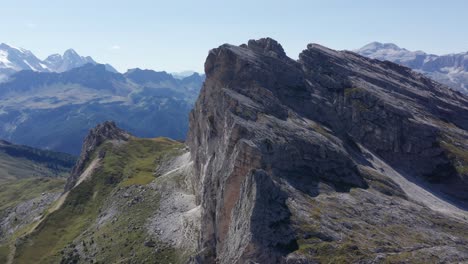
left=1, top=0, right=467, bottom=72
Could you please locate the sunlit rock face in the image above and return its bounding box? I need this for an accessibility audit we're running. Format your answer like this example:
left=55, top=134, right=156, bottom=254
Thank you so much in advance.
left=188, top=38, right=468, bottom=263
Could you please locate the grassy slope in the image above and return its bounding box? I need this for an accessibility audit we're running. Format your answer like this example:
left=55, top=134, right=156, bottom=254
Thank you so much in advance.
left=0, top=141, right=76, bottom=182
left=0, top=177, right=66, bottom=214
left=13, top=137, right=184, bottom=264
left=0, top=181, right=69, bottom=261
left=0, top=179, right=65, bottom=264
left=0, top=141, right=75, bottom=262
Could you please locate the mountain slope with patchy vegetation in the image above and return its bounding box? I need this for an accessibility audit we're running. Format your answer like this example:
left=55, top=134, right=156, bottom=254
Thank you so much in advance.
left=0, top=141, right=75, bottom=263
left=6, top=122, right=199, bottom=264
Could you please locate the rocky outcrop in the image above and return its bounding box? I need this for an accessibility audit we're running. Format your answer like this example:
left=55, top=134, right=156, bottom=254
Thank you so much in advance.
left=64, top=121, right=131, bottom=191
left=188, top=38, right=468, bottom=263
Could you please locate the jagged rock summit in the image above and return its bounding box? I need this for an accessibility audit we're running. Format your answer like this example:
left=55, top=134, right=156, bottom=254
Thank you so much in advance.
left=65, top=121, right=131, bottom=191
left=188, top=38, right=468, bottom=263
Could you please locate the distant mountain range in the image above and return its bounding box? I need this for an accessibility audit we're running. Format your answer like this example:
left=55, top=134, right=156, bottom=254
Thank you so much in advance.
left=0, top=63, right=204, bottom=154
left=0, top=43, right=117, bottom=81
left=1, top=38, right=468, bottom=263
left=356, top=42, right=468, bottom=94
left=171, top=70, right=198, bottom=79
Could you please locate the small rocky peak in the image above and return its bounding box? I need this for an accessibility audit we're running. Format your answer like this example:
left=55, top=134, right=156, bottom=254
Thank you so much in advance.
left=245, top=37, right=287, bottom=59
left=64, top=121, right=130, bottom=191
left=84, top=121, right=130, bottom=147
left=204, top=38, right=295, bottom=82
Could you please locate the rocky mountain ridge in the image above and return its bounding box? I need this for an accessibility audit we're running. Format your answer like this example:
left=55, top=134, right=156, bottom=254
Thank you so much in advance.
left=187, top=38, right=468, bottom=263
left=64, top=121, right=131, bottom=191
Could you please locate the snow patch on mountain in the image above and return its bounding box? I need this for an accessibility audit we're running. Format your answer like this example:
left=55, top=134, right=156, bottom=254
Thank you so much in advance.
left=0, top=50, right=14, bottom=68
left=356, top=42, right=468, bottom=94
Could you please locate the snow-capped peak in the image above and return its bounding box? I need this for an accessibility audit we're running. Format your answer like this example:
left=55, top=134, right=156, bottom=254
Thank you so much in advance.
left=355, top=41, right=429, bottom=65
left=356, top=42, right=468, bottom=94
left=356, top=42, right=407, bottom=55
left=0, top=43, right=118, bottom=82
left=0, top=43, right=48, bottom=72
left=0, top=43, right=30, bottom=54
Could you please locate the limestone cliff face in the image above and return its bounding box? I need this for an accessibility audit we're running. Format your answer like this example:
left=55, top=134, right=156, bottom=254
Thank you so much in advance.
left=64, top=121, right=131, bottom=191
left=187, top=38, right=468, bottom=263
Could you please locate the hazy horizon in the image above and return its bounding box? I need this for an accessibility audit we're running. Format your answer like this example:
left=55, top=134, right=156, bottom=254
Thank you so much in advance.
left=2, top=0, right=467, bottom=72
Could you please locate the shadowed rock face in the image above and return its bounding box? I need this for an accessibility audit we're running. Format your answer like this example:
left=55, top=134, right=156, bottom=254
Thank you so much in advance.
left=64, top=121, right=131, bottom=191
left=187, top=38, right=468, bottom=263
